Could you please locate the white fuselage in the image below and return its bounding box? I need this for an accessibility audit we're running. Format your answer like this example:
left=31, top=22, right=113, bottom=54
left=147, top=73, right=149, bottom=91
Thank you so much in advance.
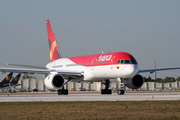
left=46, top=58, right=139, bottom=82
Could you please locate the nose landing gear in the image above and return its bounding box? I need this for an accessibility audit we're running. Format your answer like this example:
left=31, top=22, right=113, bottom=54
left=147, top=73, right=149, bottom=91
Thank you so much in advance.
left=117, top=90, right=125, bottom=95
left=117, top=78, right=125, bottom=95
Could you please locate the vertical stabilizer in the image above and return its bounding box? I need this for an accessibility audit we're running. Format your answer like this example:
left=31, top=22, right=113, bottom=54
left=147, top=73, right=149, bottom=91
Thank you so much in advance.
left=0, top=72, right=13, bottom=87
left=46, top=19, right=61, bottom=62
left=10, top=74, right=21, bottom=85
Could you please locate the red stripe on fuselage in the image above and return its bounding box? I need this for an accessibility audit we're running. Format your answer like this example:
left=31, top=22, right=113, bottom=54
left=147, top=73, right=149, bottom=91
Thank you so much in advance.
left=68, top=52, right=136, bottom=67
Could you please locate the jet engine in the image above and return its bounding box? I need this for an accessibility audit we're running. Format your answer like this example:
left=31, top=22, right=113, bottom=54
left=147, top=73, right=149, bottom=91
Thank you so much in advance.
left=124, top=74, right=144, bottom=89
left=44, top=73, right=64, bottom=89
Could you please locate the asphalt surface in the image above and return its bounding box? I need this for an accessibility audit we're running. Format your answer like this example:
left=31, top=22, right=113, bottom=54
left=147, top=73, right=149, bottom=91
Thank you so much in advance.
left=0, top=91, right=180, bottom=102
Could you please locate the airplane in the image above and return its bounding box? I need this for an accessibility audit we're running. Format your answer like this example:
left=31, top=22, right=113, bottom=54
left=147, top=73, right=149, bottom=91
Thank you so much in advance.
left=1, top=19, right=180, bottom=95
left=9, top=74, right=21, bottom=86
left=0, top=72, right=13, bottom=88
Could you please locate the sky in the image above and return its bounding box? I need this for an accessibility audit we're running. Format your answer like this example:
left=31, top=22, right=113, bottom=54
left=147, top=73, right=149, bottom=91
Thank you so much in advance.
left=0, top=0, right=180, bottom=79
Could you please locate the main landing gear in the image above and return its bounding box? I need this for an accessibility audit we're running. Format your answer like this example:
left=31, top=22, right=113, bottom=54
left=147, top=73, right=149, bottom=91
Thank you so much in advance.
left=101, top=79, right=112, bottom=94
left=57, top=77, right=72, bottom=95
left=117, top=78, right=125, bottom=95
left=57, top=87, right=68, bottom=95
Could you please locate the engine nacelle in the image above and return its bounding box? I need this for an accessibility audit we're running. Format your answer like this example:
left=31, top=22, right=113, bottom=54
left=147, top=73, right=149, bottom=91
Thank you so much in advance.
left=44, top=73, right=64, bottom=89
left=124, top=74, right=144, bottom=89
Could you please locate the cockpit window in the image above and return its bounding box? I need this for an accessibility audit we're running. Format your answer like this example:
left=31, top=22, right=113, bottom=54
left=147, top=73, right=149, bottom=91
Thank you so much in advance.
left=117, top=59, right=137, bottom=64
left=125, top=60, right=131, bottom=63
left=131, top=59, right=137, bottom=64
left=118, top=60, right=124, bottom=64
left=121, top=60, right=124, bottom=63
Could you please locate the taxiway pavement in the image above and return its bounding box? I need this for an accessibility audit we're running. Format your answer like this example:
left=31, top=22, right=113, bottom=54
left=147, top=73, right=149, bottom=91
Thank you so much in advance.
left=0, top=92, right=180, bottom=102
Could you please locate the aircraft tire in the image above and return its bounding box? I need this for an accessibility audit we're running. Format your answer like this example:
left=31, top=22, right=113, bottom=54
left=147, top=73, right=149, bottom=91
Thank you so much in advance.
left=107, top=89, right=112, bottom=94
left=101, top=89, right=105, bottom=94
left=64, top=89, right=68, bottom=95
left=58, top=90, right=63, bottom=95
left=121, top=90, right=124, bottom=95
left=101, top=89, right=112, bottom=94
left=117, top=90, right=125, bottom=95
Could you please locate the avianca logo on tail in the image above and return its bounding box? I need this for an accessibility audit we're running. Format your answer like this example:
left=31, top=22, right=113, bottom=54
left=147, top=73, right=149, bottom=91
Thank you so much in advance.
left=46, top=20, right=60, bottom=62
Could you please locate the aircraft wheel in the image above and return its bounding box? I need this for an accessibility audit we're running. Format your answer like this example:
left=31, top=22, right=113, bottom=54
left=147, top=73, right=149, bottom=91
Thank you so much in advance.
left=107, top=89, right=112, bottom=94
left=121, top=90, right=124, bottom=95
left=117, top=90, right=120, bottom=95
left=58, top=90, right=63, bottom=95
left=101, top=89, right=105, bottom=94
left=64, top=89, right=68, bottom=95
left=117, top=90, right=124, bottom=95
left=101, top=89, right=112, bottom=94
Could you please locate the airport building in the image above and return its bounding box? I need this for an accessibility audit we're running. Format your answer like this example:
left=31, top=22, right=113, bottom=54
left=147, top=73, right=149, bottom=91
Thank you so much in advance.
left=1, top=78, right=180, bottom=92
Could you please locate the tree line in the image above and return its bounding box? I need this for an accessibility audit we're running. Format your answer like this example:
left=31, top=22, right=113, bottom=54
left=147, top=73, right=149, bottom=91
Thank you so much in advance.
left=144, top=76, right=180, bottom=83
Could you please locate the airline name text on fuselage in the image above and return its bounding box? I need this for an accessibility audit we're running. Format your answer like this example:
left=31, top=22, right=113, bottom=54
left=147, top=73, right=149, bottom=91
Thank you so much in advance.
left=96, top=55, right=112, bottom=61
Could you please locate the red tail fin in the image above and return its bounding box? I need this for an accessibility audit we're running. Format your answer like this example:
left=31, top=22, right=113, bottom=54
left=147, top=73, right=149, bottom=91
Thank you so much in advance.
left=46, top=19, right=61, bottom=62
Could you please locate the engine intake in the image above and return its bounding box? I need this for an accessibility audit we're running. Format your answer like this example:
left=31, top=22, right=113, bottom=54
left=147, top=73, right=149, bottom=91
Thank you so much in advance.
left=124, top=74, right=144, bottom=89
left=44, top=73, right=64, bottom=89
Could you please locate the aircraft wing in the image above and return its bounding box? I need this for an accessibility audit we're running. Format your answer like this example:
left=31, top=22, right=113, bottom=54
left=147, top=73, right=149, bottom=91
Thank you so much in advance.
left=6, top=63, right=47, bottom=69
left=0, top=67, right=50, bottom=74
left=139, top=67, right=180, bottom=73
left=0, top=67, right=83, bottom=79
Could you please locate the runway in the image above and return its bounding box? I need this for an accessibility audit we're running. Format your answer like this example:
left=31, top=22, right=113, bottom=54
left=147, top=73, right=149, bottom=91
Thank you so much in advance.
left=0, top=92, right=180, bottom=102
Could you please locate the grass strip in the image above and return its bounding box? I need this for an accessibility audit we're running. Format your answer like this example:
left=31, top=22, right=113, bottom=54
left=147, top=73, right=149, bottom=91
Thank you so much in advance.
left=0, top=101, right=180, bottom=120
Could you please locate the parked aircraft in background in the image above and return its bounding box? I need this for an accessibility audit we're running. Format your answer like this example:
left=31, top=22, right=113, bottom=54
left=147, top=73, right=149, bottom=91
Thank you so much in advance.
left=0, top=72, right=13, bottom=88
left=0, top=20, right=180, bottom=95
left=0, top=73, right=21, bottom=89
left=9, top=74, right=21, bottom=87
